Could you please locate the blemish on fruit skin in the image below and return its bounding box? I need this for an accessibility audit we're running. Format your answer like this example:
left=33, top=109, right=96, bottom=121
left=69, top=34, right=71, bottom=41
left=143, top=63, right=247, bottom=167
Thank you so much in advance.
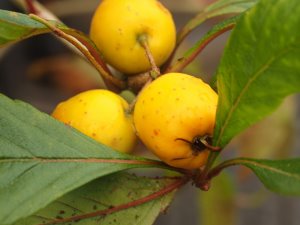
left=115, top=43, right=121, bottom=50
left=153, top=129, right=160, bottom=136
left=118, top=28, right=123, bottom=35
left=92, top=132, right=97, bottom=137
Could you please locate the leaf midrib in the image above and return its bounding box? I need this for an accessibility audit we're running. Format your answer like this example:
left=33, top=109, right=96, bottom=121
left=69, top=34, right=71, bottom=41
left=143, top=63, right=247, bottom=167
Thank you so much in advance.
left=0, top=158, right=158, bottom=165
left=238, top=158, right=300, bottom=180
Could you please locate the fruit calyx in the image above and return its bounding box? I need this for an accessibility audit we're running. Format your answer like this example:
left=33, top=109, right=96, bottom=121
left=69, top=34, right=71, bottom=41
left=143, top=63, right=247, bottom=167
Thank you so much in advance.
left=176, top=135, right=221, bottom=155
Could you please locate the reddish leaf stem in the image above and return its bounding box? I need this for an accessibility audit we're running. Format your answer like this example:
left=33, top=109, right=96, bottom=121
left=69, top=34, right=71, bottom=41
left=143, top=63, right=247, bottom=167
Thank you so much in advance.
left=29, top=14, right=126, bottom=91
left=39, top=176, right=189, bottom=225
left=22, top=1, right=118, bottom=91
left=25, top=0, right=37, bottom=14
left=166, top=24, right=235, bottom=73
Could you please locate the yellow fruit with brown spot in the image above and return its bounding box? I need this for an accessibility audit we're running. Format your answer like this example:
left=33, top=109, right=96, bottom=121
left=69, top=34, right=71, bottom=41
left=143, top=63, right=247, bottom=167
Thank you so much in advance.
left=90, top=0, right=176, bottom=74
left=52, top=90, right=137, bottom=153
left=133, top=73, right=218, bottom=169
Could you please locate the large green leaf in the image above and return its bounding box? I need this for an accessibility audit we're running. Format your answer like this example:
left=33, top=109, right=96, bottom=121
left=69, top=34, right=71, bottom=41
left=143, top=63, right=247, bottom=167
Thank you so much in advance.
left=215, top=158, right=300, bottom=195
left=0, top=94, right=167, bottom=224
left=177, top=0, right=258, bottom=44
left=213, top=0, right=300, bottom=147
left=13, top=173, right=177, bottom=225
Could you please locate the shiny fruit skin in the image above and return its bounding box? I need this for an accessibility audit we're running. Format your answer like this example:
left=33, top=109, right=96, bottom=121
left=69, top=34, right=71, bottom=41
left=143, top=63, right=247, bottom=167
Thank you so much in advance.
left=90, top=0, right=176, bottom=74
left=133, top=73, right=218, bottom=169
left=52, top=90, right=136, bottom=153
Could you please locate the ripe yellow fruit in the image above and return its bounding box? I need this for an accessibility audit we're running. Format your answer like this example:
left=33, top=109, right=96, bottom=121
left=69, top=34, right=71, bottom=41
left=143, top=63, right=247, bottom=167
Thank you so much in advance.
left=90, top=0, right=176, bottom=74
left=133, top=73, right=218, bottom=169
left=52, top=90, right=137, bottom=153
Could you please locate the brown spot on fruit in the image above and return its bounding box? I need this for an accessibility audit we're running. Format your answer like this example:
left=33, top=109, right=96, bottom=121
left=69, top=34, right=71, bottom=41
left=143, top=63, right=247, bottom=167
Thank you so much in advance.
left=153, top=129, right=159, bottom=136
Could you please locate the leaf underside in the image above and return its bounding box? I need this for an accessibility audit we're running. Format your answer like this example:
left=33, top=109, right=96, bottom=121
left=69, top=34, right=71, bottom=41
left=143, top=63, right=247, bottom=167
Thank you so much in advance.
left=12, top=173, right=176, bottom=225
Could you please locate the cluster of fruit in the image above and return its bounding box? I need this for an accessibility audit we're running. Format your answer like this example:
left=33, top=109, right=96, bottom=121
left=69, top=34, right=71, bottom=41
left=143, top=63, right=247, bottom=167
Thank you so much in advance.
left=52, top=0, right=218, bottom=170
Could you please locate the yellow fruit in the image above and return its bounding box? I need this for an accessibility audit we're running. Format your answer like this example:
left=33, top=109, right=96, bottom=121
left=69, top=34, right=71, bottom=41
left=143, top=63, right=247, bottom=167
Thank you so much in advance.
left=133, top=73, right=218, bottom=169
left=90, top=0, right=176, bottom=74
left=52, top=90, right=137, bottom=153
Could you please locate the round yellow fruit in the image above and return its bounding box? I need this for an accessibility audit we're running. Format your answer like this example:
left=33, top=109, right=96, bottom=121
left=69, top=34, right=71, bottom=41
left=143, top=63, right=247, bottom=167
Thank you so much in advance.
left=90, top=0, right=176, bottom=74
left=52, top=89, right=137, bottom=153
left=133, top=73, right=218, bottom=169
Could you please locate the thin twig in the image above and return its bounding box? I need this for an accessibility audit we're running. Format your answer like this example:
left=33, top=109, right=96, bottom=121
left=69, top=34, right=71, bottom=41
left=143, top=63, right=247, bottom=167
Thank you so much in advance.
left=29, top=14, right=126, bottom=90
left=39, top=176, right=189, bottom=225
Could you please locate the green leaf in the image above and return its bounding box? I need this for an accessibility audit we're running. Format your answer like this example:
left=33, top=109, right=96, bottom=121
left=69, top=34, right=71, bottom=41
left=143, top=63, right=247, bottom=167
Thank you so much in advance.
left=213, top=0, right=300, bottom=147
left=13, top=173, right=177, bottom=225
left=168, top=15, right=239, bottom=73
left=177, top=0, right=258, bottom=44
left=0, top=94, right=167, bottom=224
left=222, top=158, right=300, bottom=195
left=0, top=9, right=89, bottom=47
left=0, top=9, right=55, bottom=46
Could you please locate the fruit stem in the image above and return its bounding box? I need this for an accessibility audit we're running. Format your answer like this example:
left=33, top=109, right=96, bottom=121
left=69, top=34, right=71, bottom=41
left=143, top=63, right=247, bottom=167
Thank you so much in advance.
left=137, top=34, right=160, bottom=78
left=29, top=14, right=126, bottom=91
left=39, top=176, right=189, bottom=225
